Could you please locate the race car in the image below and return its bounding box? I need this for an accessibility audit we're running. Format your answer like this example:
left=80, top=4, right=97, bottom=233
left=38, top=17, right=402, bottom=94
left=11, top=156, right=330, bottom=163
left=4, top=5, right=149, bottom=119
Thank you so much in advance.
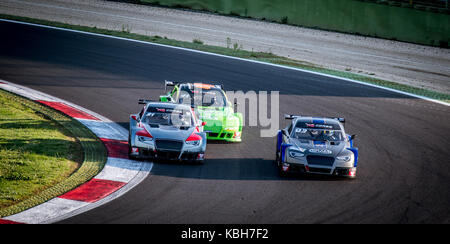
left=275, top=115, right=358, bottom=178
left=159, top=81, right=243, bottom=142
left=128, top=100, right=207, bottom=163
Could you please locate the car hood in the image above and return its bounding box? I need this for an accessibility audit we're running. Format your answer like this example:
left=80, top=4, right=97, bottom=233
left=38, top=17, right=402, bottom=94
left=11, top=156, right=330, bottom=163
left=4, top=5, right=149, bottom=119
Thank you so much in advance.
left=145, top=124, right=195, bottom=141
left=197, top=107, right=227, bottom=119
left=289, top=138, right=347, bottom=157
left=196, top=106, right=238, bottom=131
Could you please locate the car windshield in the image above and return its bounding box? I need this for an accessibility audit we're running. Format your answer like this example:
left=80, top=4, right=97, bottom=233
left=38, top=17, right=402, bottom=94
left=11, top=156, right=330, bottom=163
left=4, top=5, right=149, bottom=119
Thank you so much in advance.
left=143, top=107, right=193, bottom=126
left=178, top=86, right=226, bottom=107
left=292, top=121, right=344, bottom=141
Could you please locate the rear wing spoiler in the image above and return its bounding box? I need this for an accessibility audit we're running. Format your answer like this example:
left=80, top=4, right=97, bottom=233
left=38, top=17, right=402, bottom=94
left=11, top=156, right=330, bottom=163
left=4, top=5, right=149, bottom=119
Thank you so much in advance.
left=333, top=118, right=345, bottom=123
left=165, top=80, right=224, bottom=91
left=164, top=80, right=181, bottom=92
left=216, top=83, right=224, bottom=90
left=284, top=114, right=345, bottom=123
left=138, top=99, right=154, bottom=105
left=284, top=114, right=301, bottom=120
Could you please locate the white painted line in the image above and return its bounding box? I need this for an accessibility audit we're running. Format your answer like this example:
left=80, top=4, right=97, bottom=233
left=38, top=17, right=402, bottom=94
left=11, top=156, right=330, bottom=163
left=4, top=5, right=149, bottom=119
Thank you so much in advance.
left=95, top=157, right=149, bottom=183
left=77, top=119, right=128, bottom=141
left=3, top=198, right=89, bottom=224
left=42, top=162, right=153, bottom=224
left=1, top=18, right=448, bottom=107
left=0, top=81, right=59, bottom=102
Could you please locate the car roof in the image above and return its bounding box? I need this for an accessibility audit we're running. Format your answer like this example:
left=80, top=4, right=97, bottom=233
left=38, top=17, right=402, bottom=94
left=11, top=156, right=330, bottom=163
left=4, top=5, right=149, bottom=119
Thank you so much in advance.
left=146, top=102, right=191, bottom=110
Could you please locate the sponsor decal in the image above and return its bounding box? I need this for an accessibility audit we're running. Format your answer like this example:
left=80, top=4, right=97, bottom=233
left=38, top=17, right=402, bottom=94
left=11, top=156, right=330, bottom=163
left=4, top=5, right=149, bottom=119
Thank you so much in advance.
left=313, top=141, right=326, bottom=147
left=304, top=123, right=333, bottom=129
left=309, top=148, right=332, bottom=154
left=295, top=128, right=307, bottom=133
left=314, top=124, right=333, bottom=129
left=194, top=83, right=214, bottom=90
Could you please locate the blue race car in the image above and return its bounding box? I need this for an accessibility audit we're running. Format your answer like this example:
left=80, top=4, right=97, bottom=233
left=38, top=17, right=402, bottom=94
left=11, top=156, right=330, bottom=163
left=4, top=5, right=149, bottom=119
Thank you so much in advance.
left=276, top=115, right=358, bottom=178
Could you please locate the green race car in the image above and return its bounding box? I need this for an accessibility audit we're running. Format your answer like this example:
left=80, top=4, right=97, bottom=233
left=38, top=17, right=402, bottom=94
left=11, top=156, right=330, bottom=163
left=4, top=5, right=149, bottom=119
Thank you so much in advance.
left=160, top=81, right=243, bottom=142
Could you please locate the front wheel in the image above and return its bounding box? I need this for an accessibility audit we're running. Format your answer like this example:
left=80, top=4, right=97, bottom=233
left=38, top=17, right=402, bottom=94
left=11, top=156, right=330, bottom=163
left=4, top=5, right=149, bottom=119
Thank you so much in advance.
left=128, top=135, right=138, bottom=160
left=276, top=151, right=288, bottom=177
left=278, top=163, right=288, bottom=178
left=275, top=139, right=281, bottom=163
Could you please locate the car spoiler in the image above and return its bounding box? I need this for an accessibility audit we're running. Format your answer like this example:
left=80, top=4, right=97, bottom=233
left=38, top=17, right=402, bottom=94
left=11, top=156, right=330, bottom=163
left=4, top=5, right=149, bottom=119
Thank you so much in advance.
left=284, top=114, right=301, bottom=120
left=284, top=114, right=345, bottom=123
left=332, top=117, right=345, bottom=123
left=165, top=80, right=225, bottom=91
left=138, top=99, right=154, bottom=105
left=165, top=80, right=181, bottom=92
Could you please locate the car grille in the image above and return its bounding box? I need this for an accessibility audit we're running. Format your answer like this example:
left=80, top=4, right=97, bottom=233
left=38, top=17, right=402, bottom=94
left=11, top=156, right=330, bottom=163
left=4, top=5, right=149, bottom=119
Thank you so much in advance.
left=290, top=164, right=306, bottom=173
left=208, top=133, right=219, bottom=138
left=307, top=156, right=335, bottom=166
left=156, top=151, right=181, bottom=160
left=309, top=167, right=331, bottom=174
left=155, top=139, right=183, bottom=151
left=207, top=132, right=233, bottom=139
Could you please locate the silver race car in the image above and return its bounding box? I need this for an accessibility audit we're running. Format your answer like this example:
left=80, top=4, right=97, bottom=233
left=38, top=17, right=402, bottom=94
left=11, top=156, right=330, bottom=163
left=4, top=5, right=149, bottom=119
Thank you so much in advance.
left=128, top=100, right=207, bottom=163
left=276, top=115, right=358, bottom=178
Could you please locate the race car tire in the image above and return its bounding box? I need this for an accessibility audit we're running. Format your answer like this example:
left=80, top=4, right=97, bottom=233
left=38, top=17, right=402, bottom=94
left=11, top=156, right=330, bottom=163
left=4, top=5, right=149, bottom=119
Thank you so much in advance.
left=128, top=135, right=138, bottom=160
left=276, top=154, right=288, bottom=178
left=275, top=140, right=280, bottom=163
left=278, top=165, right=288, bottom=178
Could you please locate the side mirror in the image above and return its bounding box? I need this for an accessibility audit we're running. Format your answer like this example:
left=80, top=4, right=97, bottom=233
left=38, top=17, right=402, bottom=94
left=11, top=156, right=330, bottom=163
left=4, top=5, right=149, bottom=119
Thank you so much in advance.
left=201, top=121, right=207, bottom=126
left=282, top=129, right=289, bottom=137
left=350, top=134, right=356, bottom=140
left=131, top=115, right=138, bottom=121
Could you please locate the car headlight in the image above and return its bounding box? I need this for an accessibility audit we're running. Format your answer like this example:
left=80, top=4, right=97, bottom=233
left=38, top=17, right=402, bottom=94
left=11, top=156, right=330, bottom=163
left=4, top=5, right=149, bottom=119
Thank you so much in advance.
left=289, top=150, right=305, bottom=158
left=336, top=155, right=352, bottom=162
left=186, top=140, right=201, bottom=146
left=138, top=136, right=153, bottom=142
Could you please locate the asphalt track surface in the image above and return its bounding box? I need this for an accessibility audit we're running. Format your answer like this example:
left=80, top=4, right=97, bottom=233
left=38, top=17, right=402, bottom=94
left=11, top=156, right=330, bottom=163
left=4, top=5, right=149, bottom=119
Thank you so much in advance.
left=1, top=21, right=449, bottom=224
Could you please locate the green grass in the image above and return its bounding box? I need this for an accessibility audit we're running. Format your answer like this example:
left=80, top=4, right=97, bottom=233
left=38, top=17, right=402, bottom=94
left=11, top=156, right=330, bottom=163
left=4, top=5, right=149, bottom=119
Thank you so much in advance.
left=0, top=89, right=107, bottom=218
left=1, top=14, right=449, bottom=103
left=0, top=90, right=81, bottom=210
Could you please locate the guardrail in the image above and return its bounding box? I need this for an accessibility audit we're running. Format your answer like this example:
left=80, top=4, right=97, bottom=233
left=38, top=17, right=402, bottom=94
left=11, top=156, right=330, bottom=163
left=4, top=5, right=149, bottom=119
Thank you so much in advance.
left=358, top=0, right=449, bottom=13
left=135, top=0, right=449, bottom=47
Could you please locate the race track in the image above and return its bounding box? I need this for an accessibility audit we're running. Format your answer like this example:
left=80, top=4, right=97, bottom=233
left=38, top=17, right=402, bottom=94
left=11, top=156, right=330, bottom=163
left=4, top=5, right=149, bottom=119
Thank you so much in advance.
left=1, top=20, right=449, bottom=223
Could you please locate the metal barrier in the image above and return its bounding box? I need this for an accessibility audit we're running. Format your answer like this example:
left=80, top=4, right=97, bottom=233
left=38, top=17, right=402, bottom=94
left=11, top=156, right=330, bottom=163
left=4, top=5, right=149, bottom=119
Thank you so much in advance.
left=359, top=0, right=449, bottom=13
